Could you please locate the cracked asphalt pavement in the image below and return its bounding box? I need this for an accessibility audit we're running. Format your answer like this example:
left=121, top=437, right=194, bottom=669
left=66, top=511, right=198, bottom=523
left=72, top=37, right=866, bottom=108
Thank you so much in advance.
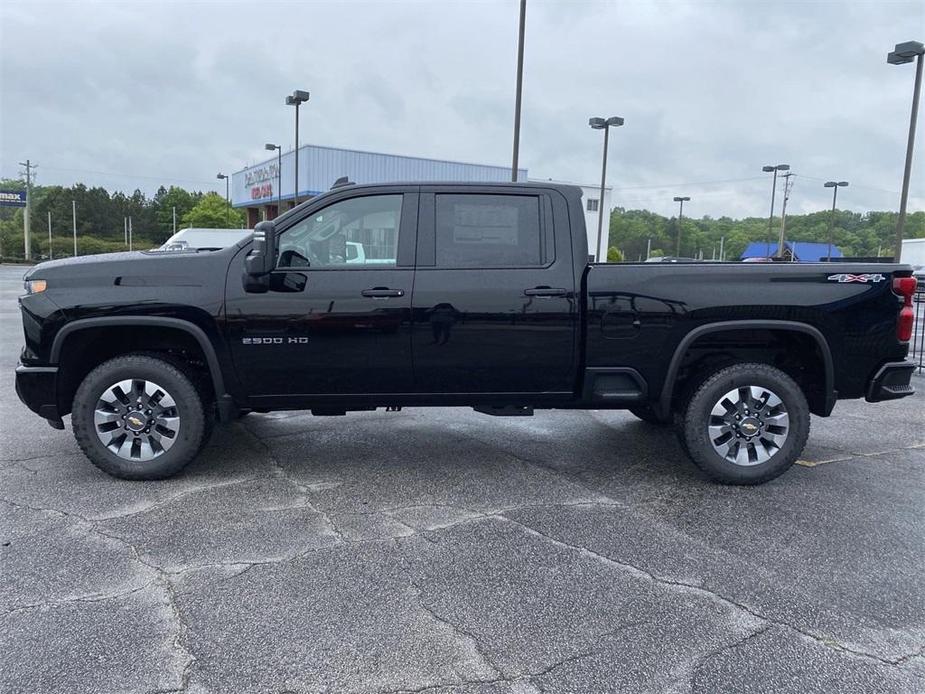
left=1, top=263, right=923, bottom=693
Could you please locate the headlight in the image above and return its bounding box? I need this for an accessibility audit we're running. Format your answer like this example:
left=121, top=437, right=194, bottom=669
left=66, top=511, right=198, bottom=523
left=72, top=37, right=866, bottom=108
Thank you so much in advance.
left=23, top=279, right=47, bottom=294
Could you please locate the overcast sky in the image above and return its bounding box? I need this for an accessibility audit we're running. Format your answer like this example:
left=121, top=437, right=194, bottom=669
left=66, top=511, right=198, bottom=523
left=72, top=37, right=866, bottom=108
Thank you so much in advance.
left=1, top=0, right=923, bottom=218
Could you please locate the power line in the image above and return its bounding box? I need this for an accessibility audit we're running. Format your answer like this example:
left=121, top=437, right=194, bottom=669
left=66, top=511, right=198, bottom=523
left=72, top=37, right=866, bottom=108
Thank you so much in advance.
left=10, top=165, right=221, bottom=187
left=797, top=174, right=902, bottom=196
left=611, top=175, right=767, bottom=192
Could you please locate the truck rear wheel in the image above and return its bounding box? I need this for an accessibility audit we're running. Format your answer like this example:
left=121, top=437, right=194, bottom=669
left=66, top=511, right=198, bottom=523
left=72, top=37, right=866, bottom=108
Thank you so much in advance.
left=72, top=354, right=210, bottom=480
left=678, top=363, right=810, bottom=485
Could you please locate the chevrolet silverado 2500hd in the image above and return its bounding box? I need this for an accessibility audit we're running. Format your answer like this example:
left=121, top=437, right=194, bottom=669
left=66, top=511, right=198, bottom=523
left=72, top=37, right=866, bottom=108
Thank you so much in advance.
left=15, top=182, right=917, bottom=484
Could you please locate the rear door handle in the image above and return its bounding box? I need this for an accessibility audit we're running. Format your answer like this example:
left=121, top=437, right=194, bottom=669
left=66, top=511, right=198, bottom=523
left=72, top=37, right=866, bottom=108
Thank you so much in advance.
left=524, top=287, right=568, bottom=297
left=361, top=287, right=404, bottom=298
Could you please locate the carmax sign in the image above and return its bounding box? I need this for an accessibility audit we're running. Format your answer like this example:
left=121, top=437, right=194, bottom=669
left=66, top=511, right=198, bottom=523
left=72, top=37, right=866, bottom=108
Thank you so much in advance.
left=0, top=191, right=26, bottom=207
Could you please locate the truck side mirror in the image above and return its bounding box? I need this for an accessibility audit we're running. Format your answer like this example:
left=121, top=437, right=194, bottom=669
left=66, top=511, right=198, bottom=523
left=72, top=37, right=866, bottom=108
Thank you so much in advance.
left=243, top=220, right=277, bottom=293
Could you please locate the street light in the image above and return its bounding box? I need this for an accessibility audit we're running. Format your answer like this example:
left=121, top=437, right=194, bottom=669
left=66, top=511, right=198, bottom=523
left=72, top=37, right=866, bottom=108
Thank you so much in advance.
left=589, top=116, right=624, bottom=262
left=673, top=196, right=690, bottom=256
left=216, top=173, right=229, bottom=204
left=824, top=181, right=849, bottom=261
left=762, top=164, right=790, bottom=257
left=285, top=89, right=310, bottom=206
left=511, top=0, right=527, bottom=182
left=887, top=40, right=924, bottom=260
left=265, top=143, right=282, bottom=217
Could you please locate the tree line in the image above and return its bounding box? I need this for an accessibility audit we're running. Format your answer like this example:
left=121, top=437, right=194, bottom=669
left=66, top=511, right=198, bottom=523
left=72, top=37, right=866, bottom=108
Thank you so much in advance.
left=607, top=207, right=925, bottom=262
left=0, top=180, right=244, bottom=259
left=0, top=179, right=922, bottom=262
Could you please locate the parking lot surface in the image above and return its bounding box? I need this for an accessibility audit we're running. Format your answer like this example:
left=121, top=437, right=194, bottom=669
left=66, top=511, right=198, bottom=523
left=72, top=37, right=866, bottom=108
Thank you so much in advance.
left=1, top=263, right=923, bottom=693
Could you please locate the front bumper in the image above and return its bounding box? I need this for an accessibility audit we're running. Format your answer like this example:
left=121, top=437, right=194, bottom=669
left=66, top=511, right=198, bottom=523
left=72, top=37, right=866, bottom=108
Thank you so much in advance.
left=15, top=364, right=64, bottom=429
left=866, top=361, right=916, bottom=403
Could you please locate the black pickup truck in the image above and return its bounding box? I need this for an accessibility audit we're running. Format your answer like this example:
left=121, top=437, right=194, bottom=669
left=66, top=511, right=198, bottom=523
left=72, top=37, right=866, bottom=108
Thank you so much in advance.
left=15, top=182, right=918, bottom=484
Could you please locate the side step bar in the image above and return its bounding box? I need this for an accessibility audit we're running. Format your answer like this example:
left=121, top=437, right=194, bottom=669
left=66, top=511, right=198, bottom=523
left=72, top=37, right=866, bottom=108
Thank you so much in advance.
left=472, top=405, right=534, bottom=417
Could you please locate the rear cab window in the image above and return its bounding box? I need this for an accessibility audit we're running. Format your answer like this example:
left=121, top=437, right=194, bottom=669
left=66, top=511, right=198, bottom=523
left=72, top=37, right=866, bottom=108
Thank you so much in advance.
left=432, top=193, right=550, bottom=268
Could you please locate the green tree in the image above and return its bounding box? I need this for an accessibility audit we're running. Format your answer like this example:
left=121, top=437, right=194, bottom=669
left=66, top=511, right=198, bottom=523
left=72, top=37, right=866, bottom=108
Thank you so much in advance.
left=607, top=247, right=624, bottom=262
left=181, top=193, right=244, bottom=229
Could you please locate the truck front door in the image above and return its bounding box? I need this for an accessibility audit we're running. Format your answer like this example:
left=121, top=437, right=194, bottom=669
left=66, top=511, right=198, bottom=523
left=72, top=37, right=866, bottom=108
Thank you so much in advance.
left=225, top=190, right=417, bottom=400
left=410, top=187, right=578, bottom=395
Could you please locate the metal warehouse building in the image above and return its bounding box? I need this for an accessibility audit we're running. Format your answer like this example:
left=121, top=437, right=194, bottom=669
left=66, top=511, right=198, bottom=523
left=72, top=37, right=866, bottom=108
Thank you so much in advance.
left=231, top=143, right=611, bottom=260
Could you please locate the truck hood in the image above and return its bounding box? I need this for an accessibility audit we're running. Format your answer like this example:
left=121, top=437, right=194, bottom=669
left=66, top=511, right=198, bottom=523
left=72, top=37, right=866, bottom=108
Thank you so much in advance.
left=23, top=247, right=240, bottom=288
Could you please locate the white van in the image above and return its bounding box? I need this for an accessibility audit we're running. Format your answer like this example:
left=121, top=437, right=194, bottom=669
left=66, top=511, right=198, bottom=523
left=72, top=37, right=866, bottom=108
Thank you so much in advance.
left=159, top=228, right=252, bottom=252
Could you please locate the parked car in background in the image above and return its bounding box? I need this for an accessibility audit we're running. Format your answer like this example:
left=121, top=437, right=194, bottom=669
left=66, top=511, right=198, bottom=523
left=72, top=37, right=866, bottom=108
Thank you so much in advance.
left=159, top=228, right=252, bottom=252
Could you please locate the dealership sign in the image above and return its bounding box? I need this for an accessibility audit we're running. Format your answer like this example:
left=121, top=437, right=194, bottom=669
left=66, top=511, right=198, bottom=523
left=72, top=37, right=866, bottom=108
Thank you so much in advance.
left=0, top=191, right=27, bottom=207
left=244, top=163, right=279, bottom=201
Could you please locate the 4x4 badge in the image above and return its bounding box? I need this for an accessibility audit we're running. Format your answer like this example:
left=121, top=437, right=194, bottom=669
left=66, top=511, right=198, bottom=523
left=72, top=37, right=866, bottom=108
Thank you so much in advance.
left=826, top=273, right=886, bottom=284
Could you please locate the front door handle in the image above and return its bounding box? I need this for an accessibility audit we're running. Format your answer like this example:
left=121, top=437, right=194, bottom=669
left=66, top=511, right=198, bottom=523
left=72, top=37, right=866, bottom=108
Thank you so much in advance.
left=361, top=287, right=405, bottom=298
left=524, top=287, right=568, bottom=297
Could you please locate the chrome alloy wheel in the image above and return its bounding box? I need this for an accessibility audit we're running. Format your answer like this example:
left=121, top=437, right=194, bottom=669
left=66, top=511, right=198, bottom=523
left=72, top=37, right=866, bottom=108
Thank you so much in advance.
left=707, top=385, right=790, bottom=466
left=94, top=379, right=180, bottom=462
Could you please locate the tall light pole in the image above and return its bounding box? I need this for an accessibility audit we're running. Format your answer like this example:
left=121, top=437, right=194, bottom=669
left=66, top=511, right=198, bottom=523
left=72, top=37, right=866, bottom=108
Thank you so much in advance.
left=589, top=116, right=624, bottom=262
left=286, top=90, right=310, bottom=206
left=511, top=0, right=527, bottom=182
left=673, top=196, right=690, bottom=256
left=762, top=163, right=789, bottom=257
left=265, top=143, right=282, bottom=216
left=777, top=172, right=795, bottom=259
left=72, top=200, right=77, bottom=257
left=216, top=173, right=229, bottom=204
left=824, top=181, right=849, bottom=261
left=887, top=40, right=924, bottom=260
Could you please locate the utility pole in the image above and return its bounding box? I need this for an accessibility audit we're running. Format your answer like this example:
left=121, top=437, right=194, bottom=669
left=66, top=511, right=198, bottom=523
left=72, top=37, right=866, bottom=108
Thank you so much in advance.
left=645, top=237, right=651, bottom=260
left=762, top=164, right=789, bottom=256
left=719, top=236, right=725, bottom=261
left=47, top=211, right=52, bottom=260
left=18, top=159, right=34, bottom=260
left=128, top=217, right=133, bottom=251
left=673, top=196, right=690, bottom=256
left=124, top=217, right=128, bottom=245
left=511, top=0, right=527, bottom=182
left=72, top=200, right=77, bottom=256
left=777, top=172, right=795, bottom=260
left=172, top=206, right=177, bottom=233
left=888, top=41, right=924, bottom=259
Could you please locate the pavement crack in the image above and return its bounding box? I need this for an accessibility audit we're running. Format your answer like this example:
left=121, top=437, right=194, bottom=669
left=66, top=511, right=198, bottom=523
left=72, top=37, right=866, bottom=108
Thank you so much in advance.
left=237, top=424, right=346, bottom=543
left=0, top=497, right=194, bottom=691
left=675, top=623, right=773, bottom=692
left=502, top=514, right=912, bottom=668
left=405, top=575, right=504, bottom=681
left=2, top=581, right=158, bottom=616
left=89, top=478, right=260, bottom=521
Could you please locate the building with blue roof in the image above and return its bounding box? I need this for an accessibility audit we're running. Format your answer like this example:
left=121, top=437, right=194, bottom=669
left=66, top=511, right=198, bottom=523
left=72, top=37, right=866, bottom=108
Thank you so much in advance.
left=740, top=241, right=843, bottom=262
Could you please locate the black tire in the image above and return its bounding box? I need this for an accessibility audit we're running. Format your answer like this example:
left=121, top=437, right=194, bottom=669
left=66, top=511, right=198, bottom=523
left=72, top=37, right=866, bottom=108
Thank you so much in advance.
left=72, top=354, right=209, bottom=480
left=678, top=363, right=810, bottom=485
left=628, top=405, right=669, bottom=426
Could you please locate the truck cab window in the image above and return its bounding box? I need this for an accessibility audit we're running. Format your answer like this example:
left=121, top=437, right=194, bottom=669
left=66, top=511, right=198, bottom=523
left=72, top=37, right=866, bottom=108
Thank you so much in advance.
left=434, top=194, right=543, bottom=268
left=277, top=194, right=402, bottom=268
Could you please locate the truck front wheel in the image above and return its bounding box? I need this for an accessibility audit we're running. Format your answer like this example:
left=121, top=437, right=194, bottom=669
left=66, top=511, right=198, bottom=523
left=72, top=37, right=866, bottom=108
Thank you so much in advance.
left=72, top=354, right=211, bottom=480
left=678, top=363, right=810, bottom=485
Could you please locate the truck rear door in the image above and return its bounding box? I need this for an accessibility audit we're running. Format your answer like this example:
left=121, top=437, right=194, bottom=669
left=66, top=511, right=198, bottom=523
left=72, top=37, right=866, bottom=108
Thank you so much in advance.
left=410, top=185, right=578, bottom=395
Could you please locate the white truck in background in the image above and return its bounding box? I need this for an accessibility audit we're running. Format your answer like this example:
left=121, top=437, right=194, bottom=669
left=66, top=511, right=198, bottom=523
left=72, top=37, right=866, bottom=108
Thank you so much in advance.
left=901, top=238, right=925, bottom=283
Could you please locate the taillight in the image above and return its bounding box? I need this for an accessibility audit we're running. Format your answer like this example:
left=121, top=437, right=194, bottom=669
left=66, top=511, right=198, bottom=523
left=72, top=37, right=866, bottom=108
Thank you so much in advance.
left=893, top=276, right=917, bottom=342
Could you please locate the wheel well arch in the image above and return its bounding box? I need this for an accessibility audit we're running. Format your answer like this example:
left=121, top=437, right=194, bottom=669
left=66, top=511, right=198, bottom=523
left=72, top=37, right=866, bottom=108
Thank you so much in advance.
left=659, top=321, right=835, bottom=417
left=51, top=317, right=226, bottom=417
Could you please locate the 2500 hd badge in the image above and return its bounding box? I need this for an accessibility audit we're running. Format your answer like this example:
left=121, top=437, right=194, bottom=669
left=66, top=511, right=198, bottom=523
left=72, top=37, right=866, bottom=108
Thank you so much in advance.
left=241, top=337, right=309, bottom=345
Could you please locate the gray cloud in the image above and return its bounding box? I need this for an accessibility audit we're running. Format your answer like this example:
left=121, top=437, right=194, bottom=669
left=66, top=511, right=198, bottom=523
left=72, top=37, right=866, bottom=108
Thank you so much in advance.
left=1, top=0, right=922, bottom=218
